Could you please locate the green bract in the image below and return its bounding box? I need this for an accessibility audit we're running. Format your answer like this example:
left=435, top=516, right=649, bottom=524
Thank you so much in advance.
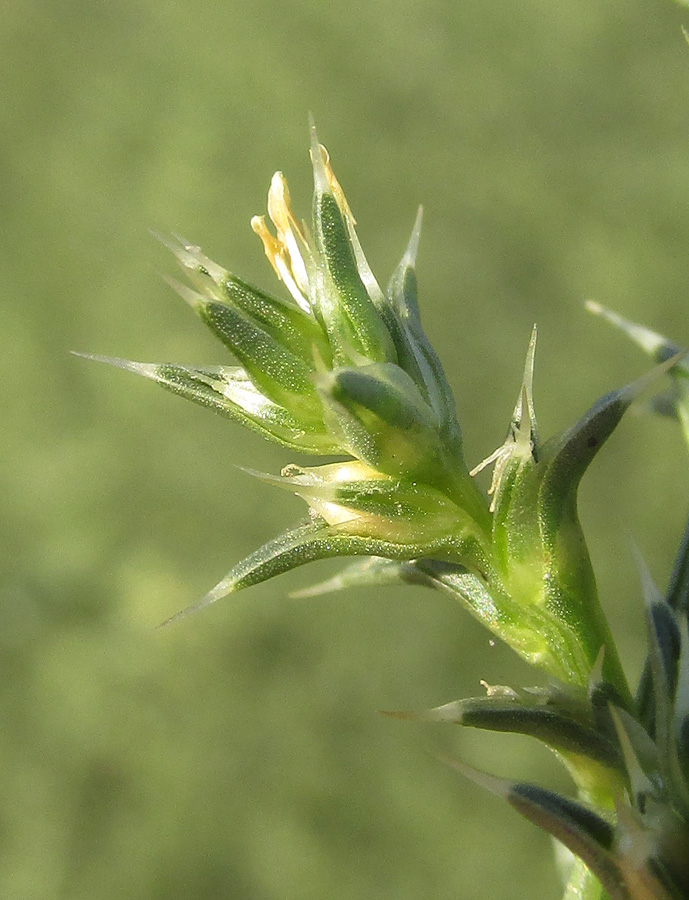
left=85, top=130, right=689, bottom=900
left=427, top=542, right=689, bottom=900
left=86, top=129, right=653, bottom=687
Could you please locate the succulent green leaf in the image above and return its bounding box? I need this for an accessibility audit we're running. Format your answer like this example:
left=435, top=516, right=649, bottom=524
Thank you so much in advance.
left=162, top=517, right=492, bottom=625
left=440, top=755, right=626, bottom=900
left=76, top=355, right=339, bottom=454
left=387, top=206, right=423, bottom=324
left=310, top=135, right=396, bottom=366
left=316, top=362, right=442, bottom=475
left=318, top=152, right=392, bottom=337
left=315, top=363, right=489, bottom=532
left=393, top=559, right=499, bottom=619
left=507, top=784, right=631, bottom=900
left=501, top=364, right=673, bottom=692
left=384, top=208, right=463, bottom=439
left=210, top=273, right=328, bottom=362
left=391, top=693, right=621, bottom=770
left=192, top=295, right=323, bottom=418
left=510, top=783, right=616, bottom=861
left=540, top=369, right=657, bottom=511
left=475, top=330, right=631, bottom=689
left=161, top=234, right=329, bottom=357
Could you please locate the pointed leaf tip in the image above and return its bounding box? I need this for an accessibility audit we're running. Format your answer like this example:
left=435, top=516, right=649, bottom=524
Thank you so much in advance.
left=308, top=118, right=329, bottom=194
left=71, top=353, right=159, bottom=379
left=162, top=273, right=205, bottom=309
left=586, top=301, right=686, bottom=365
left=402, top=206, right=423, bottom=268
left=542, top=356, right=679, bottom=497
left=607, top=704, right=656, bottom=807
left=515, top=325, right=539, bottom=450
left=157, top=589, right=220, bottom=628
left=288, top=557, right=408, bottom=598
left=618, top=352, right=685, bottom=404
left=434, top=753, right=511, bottom=798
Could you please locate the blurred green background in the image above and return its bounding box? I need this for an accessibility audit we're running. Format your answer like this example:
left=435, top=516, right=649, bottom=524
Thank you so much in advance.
left=3, top=1, right=689, bottom=898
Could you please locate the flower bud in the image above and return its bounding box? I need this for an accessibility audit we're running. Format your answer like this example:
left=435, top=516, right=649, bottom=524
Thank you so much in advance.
left=475, top=328, right=674, bottom=690
left=309, top=137, right=397, bottom=367
left=316, top=362, right=441, bottom=476
left=255, top=459, right=470, bottom=545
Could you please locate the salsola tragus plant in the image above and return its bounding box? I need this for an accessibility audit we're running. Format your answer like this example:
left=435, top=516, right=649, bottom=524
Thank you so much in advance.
left=84, top=126, right=689, bottom=900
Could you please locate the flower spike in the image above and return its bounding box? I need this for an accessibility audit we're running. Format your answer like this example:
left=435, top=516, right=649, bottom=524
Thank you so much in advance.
left=84, top=133, right=679, bottom=696
left=80, top=130, right=689, bottom=900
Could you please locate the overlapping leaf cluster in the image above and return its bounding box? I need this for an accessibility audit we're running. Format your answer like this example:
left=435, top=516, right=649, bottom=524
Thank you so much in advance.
left=91, top=135, right=689, bottom=900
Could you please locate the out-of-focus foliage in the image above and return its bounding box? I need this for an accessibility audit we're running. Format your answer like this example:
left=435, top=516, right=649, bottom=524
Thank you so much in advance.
left=2, top=2, right=689, bottom=898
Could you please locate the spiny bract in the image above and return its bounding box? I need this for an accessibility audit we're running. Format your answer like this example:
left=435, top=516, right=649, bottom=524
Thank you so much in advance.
left=83, top=130, right=689, bottom=900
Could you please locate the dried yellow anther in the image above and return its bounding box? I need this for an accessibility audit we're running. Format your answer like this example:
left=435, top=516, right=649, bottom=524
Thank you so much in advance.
left=251, top=175, right=312, bottom=314
left=317, top=144, right=357, bottom=226
left=251, top=215, right=282, bottom=275
left=266, top=172, right=310, bottom=291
